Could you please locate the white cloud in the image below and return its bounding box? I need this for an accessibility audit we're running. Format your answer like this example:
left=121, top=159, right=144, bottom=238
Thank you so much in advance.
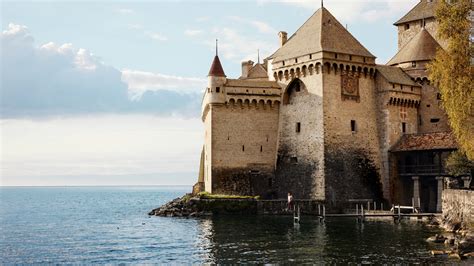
left=1, top=23, right=202, bottom=117
left=145, top=31, right=168, bottom=41
left=116, top=8, right=134, bottom=14
left=228, top=16, right=277, bottom=34
left=196, top=16, right=210, bottom=22
left=184, top=29, right=203, bottom=36
left=127, top=24, right=143, bottom=30
left=122, top=69, right=207, bottom=96
left=259, top=0, right=414, bottom=23
left=206, top=27, right=277, bottom=62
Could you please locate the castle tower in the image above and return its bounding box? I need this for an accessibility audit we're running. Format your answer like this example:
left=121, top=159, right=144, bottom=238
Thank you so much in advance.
left=268, top=7, right=384, bottom=204
left=394, top=0, right=447, bottom=50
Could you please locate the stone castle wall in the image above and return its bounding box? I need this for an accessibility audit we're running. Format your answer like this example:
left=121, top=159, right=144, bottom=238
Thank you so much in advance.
left=322, top=65, right=385, bottom=206
left=417, top=81, right=450, bottom=133
left=397, top=18, right=447, bottom=50
left=210, top=101, right=280, bottom=196
left=375, top=75, right=421, bottom=200
left=274, top=73, right=325, bottom=200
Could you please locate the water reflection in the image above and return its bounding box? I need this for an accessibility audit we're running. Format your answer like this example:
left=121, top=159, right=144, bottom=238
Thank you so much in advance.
left=194, top=216, right=466, bottom=264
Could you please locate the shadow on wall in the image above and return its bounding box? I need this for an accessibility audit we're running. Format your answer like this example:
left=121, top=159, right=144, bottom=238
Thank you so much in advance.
left=325, top=147, right=385, bottom=207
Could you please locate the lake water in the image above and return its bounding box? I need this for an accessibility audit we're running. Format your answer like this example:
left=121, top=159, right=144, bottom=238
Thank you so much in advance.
left=0, top=186, right=469, bottom=264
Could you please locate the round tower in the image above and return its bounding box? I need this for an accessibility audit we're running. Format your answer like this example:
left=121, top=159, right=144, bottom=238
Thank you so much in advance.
left=207, top=40, right=226, bottom=104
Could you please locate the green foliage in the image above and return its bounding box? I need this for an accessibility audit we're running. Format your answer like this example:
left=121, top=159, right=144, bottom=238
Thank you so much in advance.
left=445, top=150, right=474, bottom=176
left=197, top=191, right=258, bottom=200
left=428, top=0, right=474, bottom=160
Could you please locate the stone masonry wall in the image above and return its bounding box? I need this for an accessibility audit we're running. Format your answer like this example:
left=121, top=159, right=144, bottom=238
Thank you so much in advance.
left=417, top=81, right=450, bottom=133
left=323, top=66, right=385, bottom=206
left=210, top=102, right=279, bottom=196
left=442, top=189, right=474, bottom=231
left=274, top=73, right=325, bottom=200
left=397, top=18, right=447, bottom=51
left=375, top=75, right=420, bottom=201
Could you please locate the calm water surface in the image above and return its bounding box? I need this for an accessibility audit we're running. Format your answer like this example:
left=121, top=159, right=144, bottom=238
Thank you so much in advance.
left=0, top=186, right=469, bottom=264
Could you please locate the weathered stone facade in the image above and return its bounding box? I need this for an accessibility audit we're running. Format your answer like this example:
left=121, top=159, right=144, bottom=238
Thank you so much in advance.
left=196, top=1, right=454, bottom=208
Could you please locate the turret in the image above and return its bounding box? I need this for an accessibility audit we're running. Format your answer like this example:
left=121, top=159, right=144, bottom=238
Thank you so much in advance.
left=206, top=40, right=226, bottom=104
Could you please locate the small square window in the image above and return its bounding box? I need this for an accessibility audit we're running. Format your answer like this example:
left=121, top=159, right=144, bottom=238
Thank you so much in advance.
left=216, top=87, right=220, bottom=93
left=296, top=122, right=301, bottom=133
left=411, top=62, right=416, bottom=67
left=437, top=93, right=441, bottom=100
left=405, top=24, right=410, bottom=30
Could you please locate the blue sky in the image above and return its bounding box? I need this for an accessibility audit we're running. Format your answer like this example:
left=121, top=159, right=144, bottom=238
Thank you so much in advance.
left=1, top=0, right=417, bottom=186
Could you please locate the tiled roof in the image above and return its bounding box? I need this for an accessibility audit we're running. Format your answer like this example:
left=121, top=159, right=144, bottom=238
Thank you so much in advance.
left=390, top=132, right=458, bottom=152
left=247, top=63, right=268, bottom=79
left=394, top=0, right=438, bottom=25
left=387, top=29, right=441, bottom=65
left=208, top=55, right=226, bottom=77
left=269, top=7, right=374, bottom=62
left=376, top=65, right=419, bottom=86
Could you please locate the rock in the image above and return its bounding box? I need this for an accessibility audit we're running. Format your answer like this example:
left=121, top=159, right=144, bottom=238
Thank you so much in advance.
left=463, top=251, right=474, bottom=258
left=448, top=252, right=461, bottom=260
left=445, top=238, right=455, bottom=245
left=431, top=250, right=448, bottom=257
left=427, top=234, right=447, bottom=243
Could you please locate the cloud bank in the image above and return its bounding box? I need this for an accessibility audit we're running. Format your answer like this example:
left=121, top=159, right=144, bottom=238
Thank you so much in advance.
left=1, top=23, right=205, bottom=118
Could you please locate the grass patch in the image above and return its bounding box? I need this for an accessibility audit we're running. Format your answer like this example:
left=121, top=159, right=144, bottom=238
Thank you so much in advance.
left=197, top=191, right=259, bottom=200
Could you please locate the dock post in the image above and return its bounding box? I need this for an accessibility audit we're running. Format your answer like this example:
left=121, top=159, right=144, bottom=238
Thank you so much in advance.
left=412, top=198, right=415, bottom=213
left=361, top=205, right=365, bottom=222
left=374, top=201, right=376, bottom=211
left=398, top=204, right=401, bottom=222
left=323, top=205, right=326, bottom=223
left=381, top=202, right=384, bottom=211
left=367, top=201, right=370, bottom=211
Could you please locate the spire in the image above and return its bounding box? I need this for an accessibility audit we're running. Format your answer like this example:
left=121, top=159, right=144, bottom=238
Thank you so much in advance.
left=208, top=39, right=226, bottom=77
left=257, top=49, right=260, bottom=64
left=321, top=0, right=324, bottom=8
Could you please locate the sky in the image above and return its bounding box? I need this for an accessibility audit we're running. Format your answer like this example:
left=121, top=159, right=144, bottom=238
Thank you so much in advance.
left=1, top=0, right=417, bottom=186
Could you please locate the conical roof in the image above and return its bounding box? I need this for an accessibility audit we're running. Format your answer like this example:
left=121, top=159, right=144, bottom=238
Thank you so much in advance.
left=269, top=7, right=374, bottom=62
left=394, top=0, right=438, bottom=26
left=387, top=29, right=441, bottom=66
left=208, top=55, right=226, bottom=77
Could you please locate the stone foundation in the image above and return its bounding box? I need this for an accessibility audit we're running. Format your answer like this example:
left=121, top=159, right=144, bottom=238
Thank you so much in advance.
left=441, top=189, right=474, bottom=231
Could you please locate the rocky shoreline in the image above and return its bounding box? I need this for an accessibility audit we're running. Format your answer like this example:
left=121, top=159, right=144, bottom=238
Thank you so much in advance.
left=426, top=215, right=474, bottom=260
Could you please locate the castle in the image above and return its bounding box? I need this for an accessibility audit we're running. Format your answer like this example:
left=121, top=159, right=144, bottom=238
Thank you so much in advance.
left=194, top=0, right=458, bottom=212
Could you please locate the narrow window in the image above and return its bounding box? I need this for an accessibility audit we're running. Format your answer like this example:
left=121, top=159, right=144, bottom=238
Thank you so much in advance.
left=349, top=55, right=352, bottom=61
left=266, top=135, right=269, bottom=142
left=335, top=53, right=338, bottom=59
left=437, top=93, right=441, bottom=100
left=242, top=145, right=245, bottom=152
left=208, top=88, right=210, bottom=92
left=296, top=122, right=301, bottom=133
left=282, top=61, right=285, bottom=66
left=405, top=24, right=410, bottom=30
left=392, top=83, right=395, bottom=89
left=402, top=122, right=407, bottom=133
left=227, top=134, right=230, bottom=141
left=411, top=62, right=416, bottom=67
left=260, top=146, right=263, bottom=152
left=216, top=87, right=220, bottom=93
left=309, top=54, right=312, bottom=60
left=295, top=58, right=298, bottom=63
left=363, top=57, right=366, bottom=63
left=351, top=120, right=356, bottom=132
left=411, top=86, right=414, bottom=91
left=400, top=85, right=403, bottom=90
left=427, top=104, right=431, bottom=108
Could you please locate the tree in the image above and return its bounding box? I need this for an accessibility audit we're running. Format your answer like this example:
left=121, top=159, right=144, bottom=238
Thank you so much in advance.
left=428, top=0, right=474, bottom=160
left=445, top=150, right=473, bottom=177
